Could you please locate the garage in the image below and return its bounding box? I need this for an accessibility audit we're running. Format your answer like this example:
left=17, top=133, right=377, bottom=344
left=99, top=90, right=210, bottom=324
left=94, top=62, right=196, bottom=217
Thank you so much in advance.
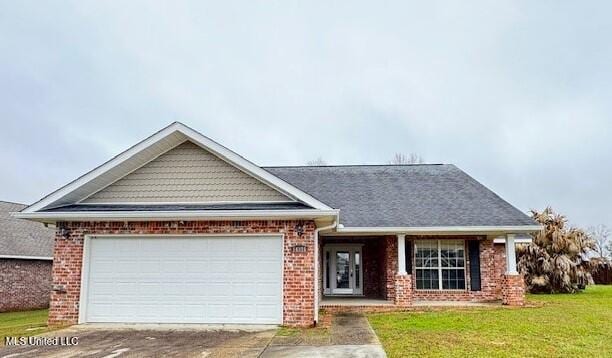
left=80, top=235, right=283, bottom=324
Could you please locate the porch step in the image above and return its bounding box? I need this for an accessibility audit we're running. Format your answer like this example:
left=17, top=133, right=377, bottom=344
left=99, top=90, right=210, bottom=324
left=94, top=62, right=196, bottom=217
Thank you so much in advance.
left=320, top=298, right=393, bottom=307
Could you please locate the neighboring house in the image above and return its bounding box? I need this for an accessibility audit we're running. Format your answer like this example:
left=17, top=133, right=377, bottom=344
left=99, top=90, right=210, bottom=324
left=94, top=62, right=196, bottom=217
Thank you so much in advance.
left=0, top=201, right=54, bottom=312
left=15, top=122, right=541, bottom=327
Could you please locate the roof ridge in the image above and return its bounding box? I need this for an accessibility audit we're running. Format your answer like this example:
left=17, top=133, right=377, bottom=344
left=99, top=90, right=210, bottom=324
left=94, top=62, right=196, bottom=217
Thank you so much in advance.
left=0, top=200, right=26, bottom=206
left=263, top=164, right=447, bottom=168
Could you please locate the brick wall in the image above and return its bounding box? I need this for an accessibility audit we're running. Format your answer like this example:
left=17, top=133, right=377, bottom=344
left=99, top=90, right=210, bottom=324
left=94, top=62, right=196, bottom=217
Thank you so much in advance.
left=49, top=220, right=315, bottom=327
left=384, top=235, right=397, bottom=301
left=394, top=274, right=412, bottom=306
left=410, top=236, right=508, bottom=302
left=0, top=259, right=52, bottom=312
left=493, top=243, right=507, bottom=298
left=318, top=235, right=520, bottom=305
left=501, top=274, right=525, bottom=306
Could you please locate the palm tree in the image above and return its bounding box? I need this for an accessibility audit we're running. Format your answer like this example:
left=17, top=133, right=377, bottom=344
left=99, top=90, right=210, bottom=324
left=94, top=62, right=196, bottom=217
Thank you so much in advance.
left=517, top=207, right=596, bottom=293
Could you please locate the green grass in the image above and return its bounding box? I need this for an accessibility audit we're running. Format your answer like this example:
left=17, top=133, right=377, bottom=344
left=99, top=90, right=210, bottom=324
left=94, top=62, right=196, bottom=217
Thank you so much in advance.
left=368, top=285, right=612, bottom=358
left=0, top=309, right=50, bottom=345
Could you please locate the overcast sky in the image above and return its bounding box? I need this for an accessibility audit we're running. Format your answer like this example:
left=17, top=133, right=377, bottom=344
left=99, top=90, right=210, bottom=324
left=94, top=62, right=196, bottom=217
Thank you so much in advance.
left=1, top=1, right=610, bottom=230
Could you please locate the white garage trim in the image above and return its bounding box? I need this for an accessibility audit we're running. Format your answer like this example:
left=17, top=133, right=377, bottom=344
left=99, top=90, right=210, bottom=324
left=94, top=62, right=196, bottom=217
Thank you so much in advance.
left=78, top=233, right=284, bottom=325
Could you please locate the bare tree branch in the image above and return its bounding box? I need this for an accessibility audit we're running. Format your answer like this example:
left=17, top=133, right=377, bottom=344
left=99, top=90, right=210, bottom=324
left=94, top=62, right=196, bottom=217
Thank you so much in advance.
left=306, top=157, right=327, bottom=166
left=389, top=152, right=424, bottom=164
left=588, top=224, right=611, bottom=259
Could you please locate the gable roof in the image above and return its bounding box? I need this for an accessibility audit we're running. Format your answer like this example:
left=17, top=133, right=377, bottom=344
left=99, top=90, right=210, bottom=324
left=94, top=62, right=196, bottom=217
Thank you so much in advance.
left=265, top=164, right=539, bottom=230
left=14, top=122, right=538, bottom=233
left=82, top=141, right=291, bottom=203
left=20, top=122, right=333, bottom=213
left=0, top=201, right=54, bottom=259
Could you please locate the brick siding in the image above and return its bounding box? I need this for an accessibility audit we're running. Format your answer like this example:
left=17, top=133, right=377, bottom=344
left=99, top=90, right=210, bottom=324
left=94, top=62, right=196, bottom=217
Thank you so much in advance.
left=383, top=235, right=398, bottom=301
left=410, top=237, right=509, bottom=302
left=0, top=259, right=52, bottom=312
left=320, top=235, right=520, bottom=304
left=394, top=274, right=412, bottom=306
left=49, top=220, right=315, bottom=327
left=501, top=274, right=525, bottom=306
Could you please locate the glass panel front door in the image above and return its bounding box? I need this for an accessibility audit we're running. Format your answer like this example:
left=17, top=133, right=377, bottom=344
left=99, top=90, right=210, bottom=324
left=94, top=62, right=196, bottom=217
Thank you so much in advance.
left=327, top=246, right=363, bottom=295
left=336, top=252, right=351, bottom=289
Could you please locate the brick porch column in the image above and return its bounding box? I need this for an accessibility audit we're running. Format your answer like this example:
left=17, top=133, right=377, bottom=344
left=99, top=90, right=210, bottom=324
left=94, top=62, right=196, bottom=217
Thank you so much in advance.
left=501, top=274, right=525, bottom=306
left=501, top=234, right=525, bottom=306
left=394, top=234, right=412, bottom=307
left=394, top=274, right=412, bottom=306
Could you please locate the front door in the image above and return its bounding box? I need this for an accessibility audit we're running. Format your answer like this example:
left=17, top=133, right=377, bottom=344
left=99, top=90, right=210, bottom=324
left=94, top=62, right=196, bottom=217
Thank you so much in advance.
left=325, top=245, right=363, bottom=295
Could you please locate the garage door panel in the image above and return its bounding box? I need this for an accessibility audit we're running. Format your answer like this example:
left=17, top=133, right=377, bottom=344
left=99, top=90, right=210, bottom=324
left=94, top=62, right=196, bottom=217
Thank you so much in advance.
left=257, top=282, right=281, bottom=296
left=111, top=240, right=140, bottom=256
left=208, top=239, right=234, bottom=254
left=185, top=260, right=209, bottom=272
left=85, top=236, right=282, bottom=324
left=232, top=282, right=256, bottom=296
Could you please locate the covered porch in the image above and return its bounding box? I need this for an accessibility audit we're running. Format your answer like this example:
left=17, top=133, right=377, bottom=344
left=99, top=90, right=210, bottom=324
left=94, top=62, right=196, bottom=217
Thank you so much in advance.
left=318, top=233, right=526, bottom=311
left=320, top=236, right=396, bottom=301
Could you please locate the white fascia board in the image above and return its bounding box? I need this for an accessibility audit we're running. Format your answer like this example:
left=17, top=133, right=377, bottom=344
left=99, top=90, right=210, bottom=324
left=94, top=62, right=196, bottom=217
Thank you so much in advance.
left=493, top=237, right=533, bottom=244
left=13, top=209, right=340, bottom=223
left=335, top=225, right=543, bottom=235
left=22, top=122, right=333, bottom=213
left=0, top=255, right=53, bottom=260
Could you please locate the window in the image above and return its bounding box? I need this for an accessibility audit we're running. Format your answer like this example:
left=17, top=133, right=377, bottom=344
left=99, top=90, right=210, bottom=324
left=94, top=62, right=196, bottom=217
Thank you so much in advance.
left=415, top=240, right=466, bottom=290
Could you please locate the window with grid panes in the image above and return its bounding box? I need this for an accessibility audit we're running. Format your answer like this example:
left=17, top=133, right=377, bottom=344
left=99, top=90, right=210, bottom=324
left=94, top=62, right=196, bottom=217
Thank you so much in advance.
left=415, top=240, right=466, bottom=290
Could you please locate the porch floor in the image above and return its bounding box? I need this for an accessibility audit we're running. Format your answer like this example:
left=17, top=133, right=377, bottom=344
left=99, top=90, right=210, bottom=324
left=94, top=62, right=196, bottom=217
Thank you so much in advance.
left=320, top=297, right=393, bottom=307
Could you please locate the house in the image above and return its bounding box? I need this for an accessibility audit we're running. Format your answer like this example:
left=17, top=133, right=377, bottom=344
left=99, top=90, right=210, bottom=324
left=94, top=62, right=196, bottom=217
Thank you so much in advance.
left=1, top=201, right=54, bottom=312
left=15, top=122, right=540, bottom=327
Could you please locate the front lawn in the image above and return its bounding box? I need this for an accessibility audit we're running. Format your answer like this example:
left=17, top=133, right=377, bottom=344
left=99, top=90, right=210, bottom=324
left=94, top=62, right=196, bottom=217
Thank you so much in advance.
left=368, top=285, right=612, bottom=357
left=0, top=309, right=50, bottom=345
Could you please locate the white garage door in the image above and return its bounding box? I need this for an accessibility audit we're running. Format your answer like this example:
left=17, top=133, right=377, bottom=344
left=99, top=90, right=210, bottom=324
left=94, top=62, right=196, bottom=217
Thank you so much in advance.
left=82, top=236, right=282, bottom=324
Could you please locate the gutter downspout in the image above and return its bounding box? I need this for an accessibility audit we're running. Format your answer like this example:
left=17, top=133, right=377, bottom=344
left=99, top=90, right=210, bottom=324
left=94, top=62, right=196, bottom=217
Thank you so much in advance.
left=314, top=219, right=337, bottom=325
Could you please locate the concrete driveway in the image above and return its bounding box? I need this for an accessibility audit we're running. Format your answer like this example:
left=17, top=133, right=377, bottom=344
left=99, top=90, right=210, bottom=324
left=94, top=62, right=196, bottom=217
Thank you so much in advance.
left=0, top=325, right=277, bottom=358
left=0, top=313, right=386, bottom=358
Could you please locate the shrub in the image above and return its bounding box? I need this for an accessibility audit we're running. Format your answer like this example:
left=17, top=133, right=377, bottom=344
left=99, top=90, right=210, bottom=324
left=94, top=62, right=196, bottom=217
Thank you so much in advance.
left=517, top=207, right=596, bottom=293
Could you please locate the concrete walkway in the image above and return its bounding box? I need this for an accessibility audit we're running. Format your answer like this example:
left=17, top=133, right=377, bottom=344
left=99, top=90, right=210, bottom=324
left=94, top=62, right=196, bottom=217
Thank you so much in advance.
left=262, top=313, right=386, bottom=357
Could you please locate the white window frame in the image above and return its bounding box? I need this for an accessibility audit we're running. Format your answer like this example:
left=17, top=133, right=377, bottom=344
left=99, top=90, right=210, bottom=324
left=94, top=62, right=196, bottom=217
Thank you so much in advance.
left=415, top=239, right=466, bottom=290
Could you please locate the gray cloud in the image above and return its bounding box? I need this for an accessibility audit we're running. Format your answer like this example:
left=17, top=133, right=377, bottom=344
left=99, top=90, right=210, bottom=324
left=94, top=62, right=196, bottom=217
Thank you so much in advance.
left=0, top=1, right=610, bottom=230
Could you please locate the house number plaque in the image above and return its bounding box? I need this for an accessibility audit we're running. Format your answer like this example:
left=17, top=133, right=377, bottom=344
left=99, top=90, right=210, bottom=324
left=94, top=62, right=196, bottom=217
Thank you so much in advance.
left=292, top=245, right=308, bottom=253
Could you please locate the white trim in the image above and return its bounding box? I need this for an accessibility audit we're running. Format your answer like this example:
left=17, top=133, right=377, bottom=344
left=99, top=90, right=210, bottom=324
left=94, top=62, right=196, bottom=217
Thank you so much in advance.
left=313, top=220, right=337, bottom=324
left=397, top=234, right=407, bottom=275
left=0, top=255, right=53, bottom=261
left=78, top=234, right=92, bottom=324
left=23, top=122, right=333, bottom=213
left=335, top=225, right=542, bottom=235
left=13, top=209, right=339, bottom=223
left=505, top=234, right=518, bottom=275
left=493, top=237, right=532, bottom=244
left=78, top=233, right=285, bottom=325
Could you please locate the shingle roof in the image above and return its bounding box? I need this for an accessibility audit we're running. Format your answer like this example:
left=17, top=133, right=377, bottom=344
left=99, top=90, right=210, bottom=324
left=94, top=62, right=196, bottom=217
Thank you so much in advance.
left=0, top=201, right=54, bottom=258
left=264, top=164, right=536, bottom=228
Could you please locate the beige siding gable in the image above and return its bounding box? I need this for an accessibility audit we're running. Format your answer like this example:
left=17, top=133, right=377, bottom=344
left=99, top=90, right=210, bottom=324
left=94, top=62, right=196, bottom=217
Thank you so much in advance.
left=82, top=141, right=291, bottom=203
